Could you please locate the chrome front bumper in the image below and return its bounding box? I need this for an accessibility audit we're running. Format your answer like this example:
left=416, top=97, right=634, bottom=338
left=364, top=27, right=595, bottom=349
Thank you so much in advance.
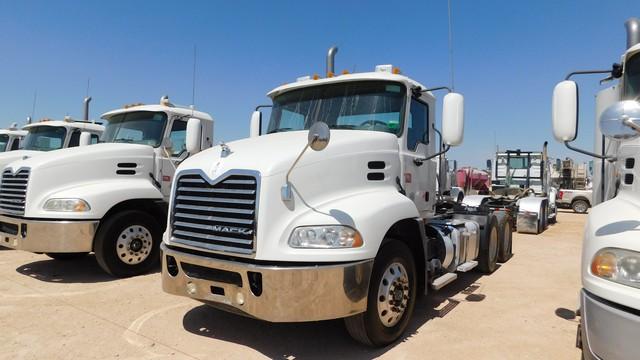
left=0, top=214, right=99, bottom=253
left=580, top=289, right=640, bottom=360
left=161, top=243, right=373, bottom=322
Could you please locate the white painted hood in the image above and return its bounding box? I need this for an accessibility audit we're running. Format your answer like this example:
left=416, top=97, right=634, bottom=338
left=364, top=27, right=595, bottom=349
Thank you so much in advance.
left=0, top=150, right=45, bottom=170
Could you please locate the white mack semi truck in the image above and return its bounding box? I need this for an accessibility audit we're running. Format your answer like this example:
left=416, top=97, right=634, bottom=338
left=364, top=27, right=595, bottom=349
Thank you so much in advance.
left=161, top=49, right=514, bottom=346
left=0, top=96, right=213, bottom=277
left=0, top=124, right=27, bottom=152
left=0, top=97, right=104, bottom=168
left=552, top=18, right=640, bottom=360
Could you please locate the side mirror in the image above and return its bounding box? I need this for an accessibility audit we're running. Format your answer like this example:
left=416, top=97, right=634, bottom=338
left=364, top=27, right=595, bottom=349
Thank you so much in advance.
left=185, top=118, right=202, bottom=155
left=552, top=80, right=578, bottom=142
left=308, top=122, right=330, bottom=151
left=442, top=93, right=464, bottom=146
left=599, top=100, right=640, bottom=140
left=79, top=132, right=92, bottom=146
left=250, top=111, right=262, bottom=138
left=486, top=159, right=492, bottom=170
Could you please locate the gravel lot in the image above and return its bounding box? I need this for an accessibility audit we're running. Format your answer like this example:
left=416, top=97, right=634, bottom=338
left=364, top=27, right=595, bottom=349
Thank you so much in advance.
left=0, top=210, right=584, bottom=360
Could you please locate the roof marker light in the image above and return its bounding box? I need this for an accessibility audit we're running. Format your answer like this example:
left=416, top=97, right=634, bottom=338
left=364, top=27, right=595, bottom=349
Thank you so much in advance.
left=392, top=67, right=401, bottom=74
left=341, top=70, right=349, bottom=75
left=312, top=74, right=320, bottom=80
left=375, top=64, right=394, bottom=73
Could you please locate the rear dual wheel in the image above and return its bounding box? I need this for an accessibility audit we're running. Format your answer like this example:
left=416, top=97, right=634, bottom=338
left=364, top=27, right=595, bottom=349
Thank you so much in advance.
left=478, top=216, right=499, bottom=273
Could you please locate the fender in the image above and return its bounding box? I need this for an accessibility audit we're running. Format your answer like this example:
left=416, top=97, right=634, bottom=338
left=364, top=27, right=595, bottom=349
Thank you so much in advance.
left=26, top=178, right=163, bottom=219
left=517, top=196, right=548, bottom=233
left=257, top=189, right=421, bottom=263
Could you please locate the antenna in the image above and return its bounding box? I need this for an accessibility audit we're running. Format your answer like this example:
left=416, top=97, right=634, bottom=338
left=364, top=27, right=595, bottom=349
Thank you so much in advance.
left=30, top=90, right=38, bottom=120
left=191, top=45, right=197, bottom=114
left=447, top=0, right=455, bottom=91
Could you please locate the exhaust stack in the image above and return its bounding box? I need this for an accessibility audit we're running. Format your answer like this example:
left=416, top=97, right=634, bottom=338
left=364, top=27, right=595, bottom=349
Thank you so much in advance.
left=326, top=46, right=338, bottom=75
left=26, top=116, right=32, bottom=124
left=83, top=96, right=92, bottom=121
left=626, top=18, right=640, bottom=50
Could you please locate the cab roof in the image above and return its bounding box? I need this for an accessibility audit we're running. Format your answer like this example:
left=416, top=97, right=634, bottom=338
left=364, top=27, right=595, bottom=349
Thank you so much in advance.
left=23, top=120, right=104, bottom=132
left=0, top=128, right=27, bottom=136
left=267, top=70, right=431, bottom=98
left=101, top=104, right=213, bottom=121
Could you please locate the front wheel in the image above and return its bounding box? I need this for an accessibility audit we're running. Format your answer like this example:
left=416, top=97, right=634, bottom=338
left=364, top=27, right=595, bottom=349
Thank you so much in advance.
left=94, top=210, right=162, bottom=277
left=344, top=240, right=416, bottom=347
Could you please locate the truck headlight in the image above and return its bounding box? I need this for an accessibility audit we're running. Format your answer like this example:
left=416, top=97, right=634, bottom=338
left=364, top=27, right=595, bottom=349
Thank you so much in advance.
left=43, top=198, right=91, bottom=212
left=288, top=225, right=363, bottom=249
left=591, top=248, right=640, bottom=288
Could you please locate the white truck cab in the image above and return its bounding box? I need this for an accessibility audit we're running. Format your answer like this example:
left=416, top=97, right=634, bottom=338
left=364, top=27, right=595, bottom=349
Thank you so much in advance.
left=0, top=97, right=104, bottom=168
left=161, top=49, right=515, bottom=346
left=552, top=18, right=640, bottom=360
left=0, top=124, right=27, bottom=152
left=0, top=96, right=214, bottom=278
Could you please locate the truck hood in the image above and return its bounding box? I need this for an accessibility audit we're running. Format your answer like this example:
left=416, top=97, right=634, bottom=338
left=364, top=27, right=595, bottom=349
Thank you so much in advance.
left=0, top=150, right=45, bottom=169
left=179, top=130, right=400, bottom=178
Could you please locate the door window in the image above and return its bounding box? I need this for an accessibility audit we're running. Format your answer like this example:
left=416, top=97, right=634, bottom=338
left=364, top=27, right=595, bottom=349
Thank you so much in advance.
left=407, top=99, right=429, bottom=151
left=68, top=131, right=80, bottom=147
left=168, top=120, right=188, bottom=156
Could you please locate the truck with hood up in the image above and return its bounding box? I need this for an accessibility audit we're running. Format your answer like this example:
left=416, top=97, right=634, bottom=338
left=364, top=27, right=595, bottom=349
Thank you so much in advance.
left=0, top=96, right=214, bottom=278
left=160, top=48, right=514, bottom=346
left=552, top=18, right=640, bottom=360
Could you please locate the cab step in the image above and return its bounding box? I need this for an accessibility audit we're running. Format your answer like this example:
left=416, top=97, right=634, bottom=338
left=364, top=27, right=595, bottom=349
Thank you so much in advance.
left=456, top=260, right=478, bottom=272
left=431, top=273, right=458, bottom=290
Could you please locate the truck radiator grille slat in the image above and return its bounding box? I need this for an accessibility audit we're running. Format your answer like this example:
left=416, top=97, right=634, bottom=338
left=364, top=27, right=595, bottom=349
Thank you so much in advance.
left=171, top=174, right=257, bottom=255
left=0, top=169, right=29, bottom=215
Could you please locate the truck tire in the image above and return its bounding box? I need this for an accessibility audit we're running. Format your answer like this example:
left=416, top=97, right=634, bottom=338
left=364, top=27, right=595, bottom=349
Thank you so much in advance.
left=497, top=220, right=513, bottom=263
left=94, top=210, right=161, bottom=278
left=344, top=240, right=416, bottom=347
left=572, top=200, right=589, bottom=214
left=477, top=215, right=499, bottom=273
left=45, top=252, right=89, bottom=261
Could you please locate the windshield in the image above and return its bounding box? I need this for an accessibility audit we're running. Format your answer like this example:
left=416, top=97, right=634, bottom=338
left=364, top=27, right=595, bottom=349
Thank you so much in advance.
left=0, top=134, right=9, bottom=152
left=624, top=53, right=640, bottom=99
left=102, top=111, right=168, bottom=147
left=508, top=157, right=529, bottom=169
left=22, top=126, right=67, bottom=151
left=267, top=81, right=406, bottom=135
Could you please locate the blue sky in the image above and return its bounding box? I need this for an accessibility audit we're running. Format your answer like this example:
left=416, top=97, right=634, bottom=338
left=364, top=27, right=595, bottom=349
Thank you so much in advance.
left=0, top=0, right=638, bottom=167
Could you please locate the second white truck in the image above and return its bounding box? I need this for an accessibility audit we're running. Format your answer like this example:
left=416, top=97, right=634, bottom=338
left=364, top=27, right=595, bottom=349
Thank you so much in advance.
left=0, top=96, right=214, bottom=277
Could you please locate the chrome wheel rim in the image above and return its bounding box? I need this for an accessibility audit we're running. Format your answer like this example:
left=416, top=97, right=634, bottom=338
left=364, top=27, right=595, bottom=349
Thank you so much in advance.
left=116, top=225, right=152, bottom=265
left=377, top=262, right=409, bottom=327
left=574, top=202, right=587, bottom=213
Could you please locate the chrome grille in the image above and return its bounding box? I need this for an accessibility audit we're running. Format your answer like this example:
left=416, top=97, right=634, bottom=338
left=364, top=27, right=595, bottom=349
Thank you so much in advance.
left=171, top=173, right=257, bottom=255
left=0, top=168, right=29, bottom=215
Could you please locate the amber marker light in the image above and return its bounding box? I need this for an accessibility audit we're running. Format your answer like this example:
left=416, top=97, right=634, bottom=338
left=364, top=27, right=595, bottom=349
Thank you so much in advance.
left=591, top=251, right=617, bottom=278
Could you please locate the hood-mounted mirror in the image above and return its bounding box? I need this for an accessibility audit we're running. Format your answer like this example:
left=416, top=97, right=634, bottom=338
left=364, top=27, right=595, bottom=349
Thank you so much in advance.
left=600, top=100, right=640, bottom=140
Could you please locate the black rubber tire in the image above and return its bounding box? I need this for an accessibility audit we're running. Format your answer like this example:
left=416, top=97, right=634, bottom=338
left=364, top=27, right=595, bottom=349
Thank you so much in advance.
left=45, top=252, right=89, bottom=261
left=456, top=192, right=464, bottom=203
left=344, top=240, right=417, bottom=347
left=94, top=210, right=161, bottom=278
left=477, top=215, right=499, bottom=273
left=497, top=220, right=513, bottom=263
left=572, top=200, right=589, bottom=214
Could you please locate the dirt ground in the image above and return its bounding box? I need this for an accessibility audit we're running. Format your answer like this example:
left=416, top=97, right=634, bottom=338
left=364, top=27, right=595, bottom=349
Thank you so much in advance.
left=0, top=210, right=585, bottom=360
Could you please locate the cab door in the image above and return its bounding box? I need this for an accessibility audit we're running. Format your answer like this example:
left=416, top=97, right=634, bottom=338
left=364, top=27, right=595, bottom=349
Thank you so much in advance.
left=401, top=96, right=436, bottom=217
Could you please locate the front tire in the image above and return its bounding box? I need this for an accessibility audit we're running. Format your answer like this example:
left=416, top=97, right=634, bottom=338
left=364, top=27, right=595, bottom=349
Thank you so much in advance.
left=94, top=210, right=161, bottom=277
left=344, top=240, right=416, bottom=347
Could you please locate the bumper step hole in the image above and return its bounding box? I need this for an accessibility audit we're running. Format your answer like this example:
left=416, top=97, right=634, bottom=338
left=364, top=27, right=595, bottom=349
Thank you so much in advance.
left=248, top=271, right=263, bottom=296
left=211, top=286, right=225, bottom=296
left=166, top=255, right=179, bottom=276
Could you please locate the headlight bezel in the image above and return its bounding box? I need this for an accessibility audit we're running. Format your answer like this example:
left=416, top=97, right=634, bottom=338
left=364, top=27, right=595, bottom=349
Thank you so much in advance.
left=591, top=247, right=640, bottom=289
left=288, top=225, right=363, bottom=249
left=43, top=198, right=91, bottom=212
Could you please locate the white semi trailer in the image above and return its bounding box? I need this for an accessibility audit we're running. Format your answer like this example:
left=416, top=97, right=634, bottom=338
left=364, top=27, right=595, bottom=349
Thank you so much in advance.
left=0, top=96, right=214, bottom=277
left=0, top=97, right=104, bottom=168
left=552, top=18, right=640, bottom=360
left=161, top=49, right=514, bottom=346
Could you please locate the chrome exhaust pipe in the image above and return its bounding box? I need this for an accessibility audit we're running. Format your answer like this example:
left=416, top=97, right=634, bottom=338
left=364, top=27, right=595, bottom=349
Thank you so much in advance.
left=326, top=46, right=338, bottom=75
left=83, top=96, right=92, bottom=121
left=626, top=18, right=640, bottom=50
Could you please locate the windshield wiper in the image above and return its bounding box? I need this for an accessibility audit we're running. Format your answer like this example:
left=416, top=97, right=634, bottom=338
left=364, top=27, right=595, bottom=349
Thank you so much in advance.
left=114, top=138, right=135, bottom=143
left=268, top=128, right=294, bottom=134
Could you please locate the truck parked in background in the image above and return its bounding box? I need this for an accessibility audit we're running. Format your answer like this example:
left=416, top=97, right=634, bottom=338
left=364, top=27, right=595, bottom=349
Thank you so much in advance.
left=0, top=97, right=104, bottom=169
left=556, top=189, right=592, bottom=213
left=0, top=124, right=27, bottom=152
left=552, top=17, right=640, bottom=360
left=0, top=96, right=214, bottom=278
left=161, top=48, right=515, bottom=346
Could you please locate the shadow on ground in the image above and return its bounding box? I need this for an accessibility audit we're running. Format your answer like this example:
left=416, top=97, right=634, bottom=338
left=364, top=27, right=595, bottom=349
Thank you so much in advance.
left=15, top=254, right=160, bottom=283
left=182, top=270, right=489, bottom=359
